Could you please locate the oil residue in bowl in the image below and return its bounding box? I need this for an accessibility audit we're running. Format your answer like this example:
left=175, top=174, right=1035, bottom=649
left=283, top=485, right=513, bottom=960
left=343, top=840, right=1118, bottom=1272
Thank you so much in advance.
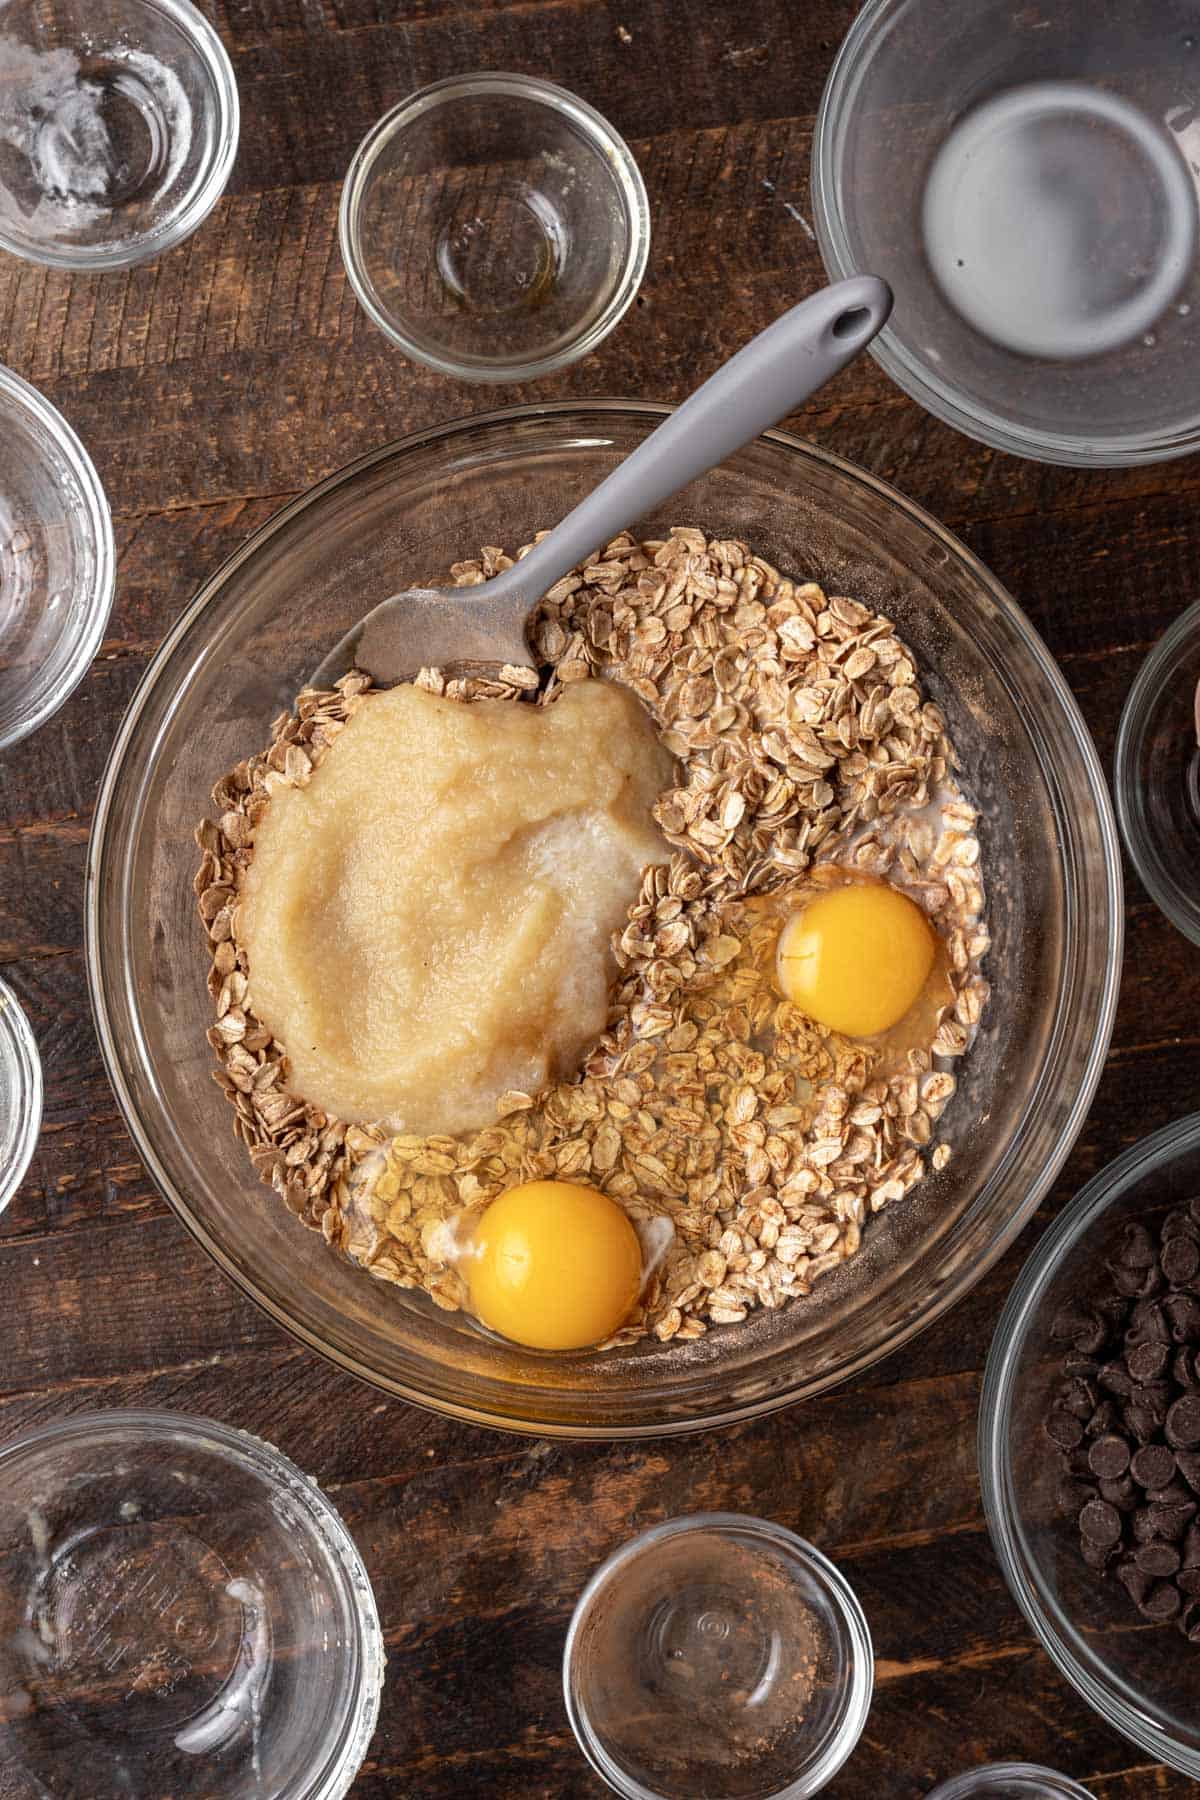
left=922, top=80, right=1196, bottom=360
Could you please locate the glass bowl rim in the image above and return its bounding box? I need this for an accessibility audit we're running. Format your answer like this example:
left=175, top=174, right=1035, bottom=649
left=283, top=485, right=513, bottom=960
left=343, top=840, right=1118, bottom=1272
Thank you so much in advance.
left=979, top=1111, right=1200, bottom=1777
left=337, top=71, right=651, bottom=382
left=923, top=1766, right=1096, bottom=1799
left=0, top=1405, right=385, bottom=1799
left=1113, top=595, right=1200, bottom=947
left=0, top=362, right=116, bottom=749
left=561, top=1511, right=874, bottom=1800
left=85, top=398, right=1123, bottom=1438
left=810, top=0, right=1200, bottom=469
left=0, top=974, right=42, bottom=1218
left=0, top=0, right=240, bottom=273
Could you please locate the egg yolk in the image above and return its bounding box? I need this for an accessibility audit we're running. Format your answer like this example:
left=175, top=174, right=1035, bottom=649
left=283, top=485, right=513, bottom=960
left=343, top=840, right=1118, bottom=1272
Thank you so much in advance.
left=467, top=1179, right=642, bottom=1351
left=776, top=881, right=936, bottom=1038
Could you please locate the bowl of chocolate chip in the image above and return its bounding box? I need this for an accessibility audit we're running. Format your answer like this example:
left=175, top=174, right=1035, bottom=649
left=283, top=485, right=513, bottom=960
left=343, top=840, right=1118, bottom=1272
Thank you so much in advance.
left=982, top=1113, right=1200, bottom=1775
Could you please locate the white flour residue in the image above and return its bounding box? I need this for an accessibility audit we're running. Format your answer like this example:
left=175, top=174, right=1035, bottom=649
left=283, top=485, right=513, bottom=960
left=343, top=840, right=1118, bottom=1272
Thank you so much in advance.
left=173, top=1578, right=270, bottom=1777
left=0, top=35, right=192, bottom=234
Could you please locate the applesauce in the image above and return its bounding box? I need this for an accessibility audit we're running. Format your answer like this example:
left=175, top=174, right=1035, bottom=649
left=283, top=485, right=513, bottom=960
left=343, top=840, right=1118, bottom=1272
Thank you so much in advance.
left=239, top=678, right=673, bottom=1135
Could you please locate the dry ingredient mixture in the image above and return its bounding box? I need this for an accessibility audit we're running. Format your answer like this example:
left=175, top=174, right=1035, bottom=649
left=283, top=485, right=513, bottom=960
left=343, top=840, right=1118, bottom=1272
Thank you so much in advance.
left=195, top=526, right=990, bottom=1350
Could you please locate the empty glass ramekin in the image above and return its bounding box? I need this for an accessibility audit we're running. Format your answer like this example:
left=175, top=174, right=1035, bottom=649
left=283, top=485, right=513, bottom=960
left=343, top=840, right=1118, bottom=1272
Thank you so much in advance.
left=563, top=1514, right=873, bottom=1799
left=0, top=977, right=42, bottom=1216
left=925, top=1768, right=1095, bottom=1799
left=1114, top=597, right=1200, bottom=946
left=340, top=73, right=650, bottom=381
left=0, top=1409, right=384, bottom=1798
left=0, top=364, right=115, bottom=749
left=0, top=0, right=239, bottom=270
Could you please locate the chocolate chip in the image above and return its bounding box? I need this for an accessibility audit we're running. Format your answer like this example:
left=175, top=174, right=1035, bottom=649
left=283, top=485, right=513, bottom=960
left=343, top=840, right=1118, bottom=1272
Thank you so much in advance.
left=1064, top=1355, right=1102, bottom=1380
left=1150, top=1501, right=1197, bottom=1541
left=1179, top=1599, right=1200, bottom=1641
left=1088, top=1433, right=1131, bottom=1479
left=1119, top=1223, right=1159, bottom=1269
left=1169, top=1204, right=1200, bottom=1237
left=1080, top=1535, right=1117, bottom=1570
left=1167, top=1394, right=1200, bottom=1448
left=1060, top=1380, right=1095, bottom=1421
left=1099, top=1363, right=1137, bottom=1400
left=1133, top=1506, right=1162, bottom=1544
left=1179, top=1568, right=1200, bottom=1596
left=1052, top=1303, right=1099, bottom=1342
left=1117, top=1561, right=1153, bottom=1608
left=1058, top=1477, right=1098, bottom=1512
left=1135, top=1541, right=1182, bottom=1577
left=1085, top=1399, right=1121, bottom=1437
left=1163, top=1235, right=1200, bottom=1286
left=1129, top=1299, right=1171, bottom=1344
left=1142, top=1581, right=1182, bottom=1621
left=1165, top=1294, right=1200, bottom=1343
left=1111, top=1263, right=1164, bottom=1300
left=1131, top=1443, right=1176, bottom=1489
left=1072, top=1313, right=1111, bottom=1355
left=1176, top=1450, right=1200, bottom=1494
left=1147, top=1478, right=1193, bottom=1507
left=1046, top=1409, right=1085, bottom=1451
left=1124, top=1402, right=1162, bottom=1444
left=1129, top=1341, right=1170, bottom=1382
left=1182, top=1522, right=1200, bottom=1569
left=1099, top=1474, right=1138, bottom=1512
left=1080, top=1499, right=1123, bottom=1546
left=1175, top=1347, right=1200, bottom=1389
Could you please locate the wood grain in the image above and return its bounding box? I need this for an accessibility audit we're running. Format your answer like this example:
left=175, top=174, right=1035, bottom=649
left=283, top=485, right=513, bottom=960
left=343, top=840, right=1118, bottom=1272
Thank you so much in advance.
left=1, top=0, right=1199, bottom=1793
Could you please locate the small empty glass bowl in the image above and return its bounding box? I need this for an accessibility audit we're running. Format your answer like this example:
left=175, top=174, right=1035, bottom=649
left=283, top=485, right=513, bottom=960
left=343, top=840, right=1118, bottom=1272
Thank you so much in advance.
left=0, top=0, right=239, bottom=270
left=981, top=1114, right=1200, bottom=1777
left=925, top=1768, right=1095, bottom=1800
left=563, top=1514, right=873, bottom=1798
left=339, top=73, right=650, bottom=381
left=0, top=365, right=115, bottom=749
left=0, top=977, right=42, bottom=1216
left=0, top=1409, right=384, bottom=1799
left=1114, top=598, right=1200, bottom=946
left=813, top=0, right=1200, bottom=464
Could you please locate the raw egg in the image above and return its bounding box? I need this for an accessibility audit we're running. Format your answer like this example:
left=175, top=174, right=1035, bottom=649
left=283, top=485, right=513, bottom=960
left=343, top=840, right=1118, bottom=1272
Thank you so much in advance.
left=776, top=880, right=936, bottom=1038
left=467, top=1179, right=642, bottom=1351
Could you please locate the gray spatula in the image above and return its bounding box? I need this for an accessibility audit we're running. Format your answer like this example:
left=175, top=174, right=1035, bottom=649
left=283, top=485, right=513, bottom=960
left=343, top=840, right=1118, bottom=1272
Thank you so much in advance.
left=308, top=275, right=892, bottom=692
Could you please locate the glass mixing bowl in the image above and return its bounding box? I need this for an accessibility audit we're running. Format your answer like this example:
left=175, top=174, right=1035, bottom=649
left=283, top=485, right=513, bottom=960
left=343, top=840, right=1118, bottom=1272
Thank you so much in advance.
left=980, top=1115, right=1200, bottom=1776
left=86, top=404, right=1122, bottom=1437
left=1114, top=597, right=1200, bottom=946
left=813, top=0, right=1200, bottom=465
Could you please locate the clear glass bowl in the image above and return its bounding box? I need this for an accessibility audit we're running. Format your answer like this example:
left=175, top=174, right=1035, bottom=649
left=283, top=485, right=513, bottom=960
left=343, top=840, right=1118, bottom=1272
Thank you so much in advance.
left=339, top=73, right=650, bottom=381
left=562, top=1514, right=873, bottom=1799
left=925, top=1770, right=1095, bottom=1800
left=813, top=0, right=1200, bottom=465
left=0, top=1409, right=383, bottom=1798
left=0, top=364, right=115, bottom=749
left=0, top=976, right=42, bottom=1216
left=86, top=403, right=1122, bottom=1437
left=1114, top=598, right=1200, bottom=945
left=980, top=1114, right=1200, bottom=1777
left=0, top=0, right=239, bottom=271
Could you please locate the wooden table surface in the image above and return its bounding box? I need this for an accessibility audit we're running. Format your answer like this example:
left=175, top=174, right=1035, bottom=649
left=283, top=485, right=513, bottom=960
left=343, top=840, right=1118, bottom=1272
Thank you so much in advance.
left=1, top=2, right=1197, bottom=1793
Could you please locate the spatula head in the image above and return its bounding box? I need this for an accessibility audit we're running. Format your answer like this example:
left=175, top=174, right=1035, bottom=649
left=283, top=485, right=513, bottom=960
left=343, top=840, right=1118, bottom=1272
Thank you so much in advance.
left=307, top=584, right=535, bottom=692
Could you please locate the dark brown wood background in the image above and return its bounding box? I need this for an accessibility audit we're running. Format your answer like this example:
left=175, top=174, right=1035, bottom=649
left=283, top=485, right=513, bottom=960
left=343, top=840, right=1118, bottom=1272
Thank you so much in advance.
left=0, top=2, right=1197, bottom=1793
